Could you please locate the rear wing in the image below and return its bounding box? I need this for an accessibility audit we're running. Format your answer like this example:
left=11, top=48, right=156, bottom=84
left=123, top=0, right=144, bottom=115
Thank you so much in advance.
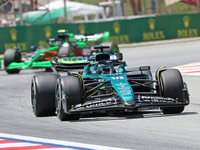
left=74, top=31, right=110, bottom=42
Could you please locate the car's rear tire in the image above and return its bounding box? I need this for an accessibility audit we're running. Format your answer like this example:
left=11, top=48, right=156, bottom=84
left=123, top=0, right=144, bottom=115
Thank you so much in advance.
left=100, top=41, right=119, bottom=54
left=31, top=73, right=58, bottom=117
left=4, top=48, right=21, bottom=74
left=57, top=44, right=74, bottom=57
left=45, top=67, right=52, bottom=72
left=159, top=69, right=185, bottom=114
left=56, top=76, right=82, bottom=121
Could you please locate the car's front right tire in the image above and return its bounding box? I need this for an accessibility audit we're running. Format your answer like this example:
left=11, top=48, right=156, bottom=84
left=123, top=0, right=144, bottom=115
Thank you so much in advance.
left=159, top=69, right=185, bottom=114
left=4, top=48, right=21, bottom=74
left=100, top=41, right=119, bottom=54
left=31, top=73, right=58, bottom=117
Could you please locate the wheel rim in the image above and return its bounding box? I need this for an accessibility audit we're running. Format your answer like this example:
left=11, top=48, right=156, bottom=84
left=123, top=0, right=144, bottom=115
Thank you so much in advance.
left=112, top=46, right=119, bottom=53
left=160, top=76, right=164, bottom=96
left=55, top=83, right=61, bottom=116
left=31, top=81, right=36, bottom=113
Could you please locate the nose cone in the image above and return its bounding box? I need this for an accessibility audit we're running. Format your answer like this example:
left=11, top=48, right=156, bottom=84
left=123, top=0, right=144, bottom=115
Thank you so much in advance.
left=110, top=75, right=135, bottom=105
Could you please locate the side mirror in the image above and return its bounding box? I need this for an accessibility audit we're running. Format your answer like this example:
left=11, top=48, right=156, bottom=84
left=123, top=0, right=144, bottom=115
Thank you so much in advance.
left=50, top=43, right=57, bottom=47
left=88, top=58, right=95, bottom=61
left=51, top=57, right=59, bottom=65
left=139, top=66, right=150, bottom=71
left=87, top=55, right=95, bottom=61
left=30, top=45, right=37, bottom=51
left=58, top=34, right=69, bottom=41
left=46, top=38, right=56, bottom=43
left=115, top=53, right=123, bottom=60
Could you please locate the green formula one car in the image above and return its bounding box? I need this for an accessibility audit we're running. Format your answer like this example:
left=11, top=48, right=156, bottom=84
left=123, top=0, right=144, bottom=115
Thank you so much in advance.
left=4, top=31, right=119, bottom=74
left=31, top=45, right=190, bottom=121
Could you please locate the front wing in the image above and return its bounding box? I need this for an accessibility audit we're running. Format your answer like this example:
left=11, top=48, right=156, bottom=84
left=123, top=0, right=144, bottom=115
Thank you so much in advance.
left=66, top=94, right=190, bottom=114
left=5, top=61, right=52, bottom=70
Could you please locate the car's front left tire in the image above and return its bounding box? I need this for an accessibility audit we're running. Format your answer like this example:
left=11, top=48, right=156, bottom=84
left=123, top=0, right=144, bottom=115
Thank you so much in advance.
left=56, top=76, right=82, bottom=121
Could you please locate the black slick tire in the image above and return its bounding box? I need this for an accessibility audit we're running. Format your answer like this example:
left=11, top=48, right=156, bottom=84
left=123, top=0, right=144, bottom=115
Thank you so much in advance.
left=31, top=73, right=58, bottom=117
left=159, top=69, right=185, bottom=114
left=57, top=44, right=73, bottom=57
left=100, top=41, right=119, bottom=54
left=56, top=76, right=82, bottom=121
left=45, top=68, right=53, bottom=72
left=4, top=49, right=21, bottom=74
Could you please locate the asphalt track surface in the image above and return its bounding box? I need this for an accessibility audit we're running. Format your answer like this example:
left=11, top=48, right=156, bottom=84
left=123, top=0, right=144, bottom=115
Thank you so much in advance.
left=0, top=40, right=200, bottom=150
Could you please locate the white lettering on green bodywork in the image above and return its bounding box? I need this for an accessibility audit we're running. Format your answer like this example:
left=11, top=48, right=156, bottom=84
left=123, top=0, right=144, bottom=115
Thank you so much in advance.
left=59, top=56, right=88, bottom=64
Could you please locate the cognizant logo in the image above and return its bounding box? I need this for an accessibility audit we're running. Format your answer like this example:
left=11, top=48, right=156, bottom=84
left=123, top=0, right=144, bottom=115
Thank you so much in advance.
left=60, top=56, right=88, bottom=64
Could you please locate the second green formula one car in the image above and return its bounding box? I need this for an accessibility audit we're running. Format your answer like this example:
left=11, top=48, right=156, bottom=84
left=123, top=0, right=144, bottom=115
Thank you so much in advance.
left=4, top=31, right=119, bottom=74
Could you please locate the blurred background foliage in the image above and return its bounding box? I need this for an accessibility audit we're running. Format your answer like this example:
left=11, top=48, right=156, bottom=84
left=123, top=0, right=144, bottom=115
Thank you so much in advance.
left=75, top=0, right=198, bottom=16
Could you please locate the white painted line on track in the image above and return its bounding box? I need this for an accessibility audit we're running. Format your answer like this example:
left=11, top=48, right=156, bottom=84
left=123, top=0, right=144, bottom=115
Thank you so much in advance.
left=37, top=148, right=74, bottom=150
left=0, top=142, right=40, bottom=148
left=0, top=133, right=132, bottom=150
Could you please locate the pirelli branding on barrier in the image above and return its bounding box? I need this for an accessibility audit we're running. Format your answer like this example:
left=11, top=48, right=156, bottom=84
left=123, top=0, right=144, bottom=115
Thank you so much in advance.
left=1, top=14, right=200, bottom=54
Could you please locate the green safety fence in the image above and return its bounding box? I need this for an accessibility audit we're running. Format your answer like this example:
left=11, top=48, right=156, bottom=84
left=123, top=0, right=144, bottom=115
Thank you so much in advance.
left=0, top=13, right=200, bottom=54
